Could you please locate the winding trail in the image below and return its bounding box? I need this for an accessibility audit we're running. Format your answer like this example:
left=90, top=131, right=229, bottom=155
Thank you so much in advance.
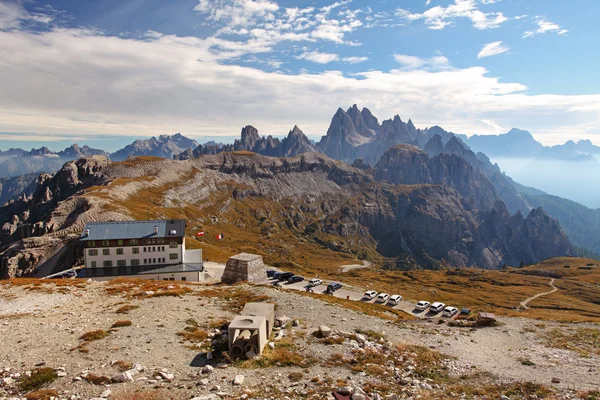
left=519, top=278, right=558, bottom=310
left=340, top=260, right=372, bottom=273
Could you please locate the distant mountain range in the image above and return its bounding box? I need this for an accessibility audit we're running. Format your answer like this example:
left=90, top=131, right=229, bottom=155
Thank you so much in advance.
left=460, top=128, right=600, bottom=162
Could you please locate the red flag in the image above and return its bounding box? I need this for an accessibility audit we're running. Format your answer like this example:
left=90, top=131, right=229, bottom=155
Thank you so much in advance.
left=196, top=231, right=205, bottom=237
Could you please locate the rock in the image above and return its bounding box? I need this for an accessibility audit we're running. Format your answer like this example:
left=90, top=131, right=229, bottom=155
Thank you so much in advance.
left=386, top=395, right=399, bottom=400
left=199, top=378, right=209, bottom=386
left=158, top=371, right=174, bottom=381
left=551, top=377, right=561, bottom=384
left=337, top=387, right=352, bottom=395
left=355, top=333, right=366, bottom=345
left=319, top=326, right=332, bottom=338
left=202, top=365, right=214, bottom=374
left=190, top=395, right=221, bottom=400
left=268, top=342, right=275, bottom=350
left=1, top=377, right=14, bottom=386
left=352, top=395, right=367, bottom=400
left=292, top=319, right=300, bottom=327
left=111, top=371, right=134, bottom=383
left=233, top=375, right=245, bottom=386
left=500, top=396, right=510, bottom=400
left=100, top=389, right=111, bottom=398
left=206, top=351, right=213, bottom=360
left=276, top=316, right=292, bottom=327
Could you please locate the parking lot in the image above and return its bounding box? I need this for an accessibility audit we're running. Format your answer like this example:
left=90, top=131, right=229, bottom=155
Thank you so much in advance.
left=269, top=275, right=461, bottom=319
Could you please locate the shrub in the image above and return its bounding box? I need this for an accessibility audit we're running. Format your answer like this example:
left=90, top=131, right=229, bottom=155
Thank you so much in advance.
left=25, top=389, right=59, bottom=400
left=80, top=330, right=110, bottom=342
left=112, top=360, right=133, bottom=372
left=83, top=374, right=111, bottom=385
left=116, top=304, right=139, bottom=314
left=111, top=320, right=133, bottom=328
left=17, top=368, right=58, bottom=392
left=288, top=372, right=304, bottom=382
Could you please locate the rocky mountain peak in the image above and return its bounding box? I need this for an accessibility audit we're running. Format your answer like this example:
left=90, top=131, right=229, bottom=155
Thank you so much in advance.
left=361, top=107, right=379, bottom=131
left=239, top=125, right=261, bottom=148
left=424, top=134, right=444, bottom=157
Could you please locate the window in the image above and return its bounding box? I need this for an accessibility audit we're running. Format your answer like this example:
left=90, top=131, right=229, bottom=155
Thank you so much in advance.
left=102, top=240, right=110, bottom=246
left=163, top=278, right=168, bottom=281
left=169, top=253, right=178, bottom=260
left=89, top=241, right=96, bottom=247
left=169, top=278, right=175, bottom=281
left=162, top=258, right=165, bottom=263
left=143, top=247, right=146, bottom=252
left=116, top=248, right=124, bottom=255
left=131, top=259, right=140, bottom=266
left=117, top=240, right=123, bottom=246
left=132, top=248, right=139, bottom=254
left=169, top=241, right=177, bottom=248
left=143, top=258, right=147, bottom=264
left=91, top=261, right=97, bottom=268
left=130, top=239, right=138, bottom=245
left=153, top=258, right=156, bottom=263
left=103, top=260, right=113, bottom=267
left=152, top=246, right=156, bottom=252
left=102, top=249, right=110, bottom=256
left=88, top=249, right=98, bottom=256
left=162, top=246, right=165, bottom=251
left=181, top=277, right=187, bottom=281
left=117, top=260, right=126, bottom=267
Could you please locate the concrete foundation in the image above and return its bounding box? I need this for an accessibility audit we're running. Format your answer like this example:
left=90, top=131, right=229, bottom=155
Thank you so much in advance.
left=228, top=302, right=275, bottom=358
left=221, top=253, right=269, bottom=285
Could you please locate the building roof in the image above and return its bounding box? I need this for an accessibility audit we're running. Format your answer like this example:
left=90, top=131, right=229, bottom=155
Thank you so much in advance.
left=136, top=263, right=204, bottom=274
left=478, top=312, right=496, bottom=320
left=80, top=220, right=186, bottom=241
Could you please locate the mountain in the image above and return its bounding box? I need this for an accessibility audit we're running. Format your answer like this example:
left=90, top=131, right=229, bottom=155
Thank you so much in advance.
left=110, top=133, right=199, bottom=161
left=465, top=128, right=544, bottom=158
left=0, top=152, right=573, bottom=277
left=176, top=125, right=319, bottom=159
left=0, top=145, right=108, bottom=179
left=0, top=173, right=38, bottom=206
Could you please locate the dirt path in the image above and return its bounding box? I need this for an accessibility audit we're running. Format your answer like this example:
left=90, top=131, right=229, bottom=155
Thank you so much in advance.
left=519, top=278, right=558, bottom=310
left=340, top=260, right=371, bottom=273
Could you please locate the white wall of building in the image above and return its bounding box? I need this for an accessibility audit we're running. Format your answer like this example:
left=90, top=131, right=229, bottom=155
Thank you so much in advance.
left=90, top=271, right=207, bottom=282
left=84, top=242, right=183, bottom=269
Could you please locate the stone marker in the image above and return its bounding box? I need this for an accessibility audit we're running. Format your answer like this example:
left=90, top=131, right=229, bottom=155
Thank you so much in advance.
left=221, top=253, right=269, bottom=284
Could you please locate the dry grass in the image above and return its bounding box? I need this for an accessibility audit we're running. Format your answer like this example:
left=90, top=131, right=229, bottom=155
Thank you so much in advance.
left=441, top=381, right=554, bottom=399
left=579, top=391, right=600, bottom=400
left=237, top=347, right=315, bottom=369
left=1, top=278, right=88, bottom=294
left=105, top=278, right=192, bottom=299
left=177, top=319, right=209, bottom=343
left=116, top=304, right=139, bottom=314
left=196, top=285, right=273, bottom=314
left=80, top=329, right=110, bottom=342
left=540, top=327, right=600, bottom=357
left=112, top=390, right=177, bottom=400
left=112, top=360, right=133, bottom=372
left=83, top=374, right=111, bottom=385
left=17, top=368, right=58, bottom=392
left=111, top=320, right=133, bottom=328
left=24, top=389, right=59, bottom=400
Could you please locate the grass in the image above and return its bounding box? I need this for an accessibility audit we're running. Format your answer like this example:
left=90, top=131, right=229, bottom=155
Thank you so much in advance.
left=112, top=390, right=177, bottom=400
left=288, top=372, right=304, bottom=382
left=1, top=278, right=88, bottom=294
left=105, top=278, right=192, bottom=299
left=441, top=381, right=554, bottom=399
left=112, top=360, right=133, bottom=372
left=24, top=389, right=60, bottom=400
left=237, top=347, right=315, bottom=369
left=177, top=319, right=209, bottom=344
left=195, top=286, right=273, bottom=314
left=111, top=320, right=133, bottom=328
left=80, top=329, right=110, bottom=342
left=541, top=327, right=600, bottom=357
left=17, top=368, right=58, bottom=392
left=116, top=304, right=139, bottom=314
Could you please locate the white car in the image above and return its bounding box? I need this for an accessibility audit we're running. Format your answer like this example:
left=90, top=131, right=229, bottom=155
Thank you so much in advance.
left=363, top=290, right=378, bottom=300
left=430, top=302, right=446, bottom=313
left=388, top=294, right=403, bottom=305
left=376, top=293, right=390, bottom=303
left=443, top=306, right=458, bottom=317
left=308, top=279, right=322, bottom=287
left=415, top=301, right=430, bottom=311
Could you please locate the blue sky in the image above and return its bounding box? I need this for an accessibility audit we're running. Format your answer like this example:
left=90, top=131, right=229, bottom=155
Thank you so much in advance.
left=0, top=0, right=599, bottom=152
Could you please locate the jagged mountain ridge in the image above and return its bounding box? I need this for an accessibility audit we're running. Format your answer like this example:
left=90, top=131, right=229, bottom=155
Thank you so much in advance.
left=0, top=152, right=573, bottom=277
left=110, top=133, right=199, bottom=161
left=176, top=125, right=319, bottom=159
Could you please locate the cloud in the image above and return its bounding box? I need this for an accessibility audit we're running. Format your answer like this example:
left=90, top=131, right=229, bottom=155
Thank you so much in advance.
left=393, top=54, right=449, bottom=70
left=523, top=17, right=568, bottom=38
left=342, top=56, right=368, bottom=64
left=296, top=50, right=339, bottom=64
left=477, top=41, right=509, bottom=59
left=0, top=27, right=599, bottom=145
left=396, top=0, right=508, bottom=30
left=194, top=0, right=279, bottom=27
left=0, top=1, right=54, bottom=30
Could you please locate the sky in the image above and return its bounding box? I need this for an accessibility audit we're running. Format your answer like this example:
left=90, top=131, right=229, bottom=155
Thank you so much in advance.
left=0, top=0, right=599, bottom=152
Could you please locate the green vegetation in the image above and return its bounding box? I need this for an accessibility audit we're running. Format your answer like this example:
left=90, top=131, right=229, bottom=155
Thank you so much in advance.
left=17, top=368, right=58, bottom=392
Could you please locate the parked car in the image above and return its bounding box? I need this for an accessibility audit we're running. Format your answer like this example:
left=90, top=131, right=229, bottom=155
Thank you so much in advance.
left=388, top=294, right=403, bottom=305
left=443, top=306, right=458, bottom=317
left=287, top=275, right=304, bottom=284
left=266, top=270, right=277, bottom=278
left=376, top=293, right=390, bottom=303
left=363, top=290, right=378, bottom=300
left=277, top=272, right=294, bottom=281
left=460, top=308, right=471, bottom=315
left=308, top=278, right=323, bottom=287
left=415, top=301, right=430, bottom=311
left=326, top=282, right=342, bottom=293
left=272, top=272, right=283, bottom=280
left=430, top=302, right=446, bottom=313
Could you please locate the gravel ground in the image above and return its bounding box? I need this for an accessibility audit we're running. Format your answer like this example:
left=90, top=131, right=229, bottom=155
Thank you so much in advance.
left=0, top=280, right=598, bottom=400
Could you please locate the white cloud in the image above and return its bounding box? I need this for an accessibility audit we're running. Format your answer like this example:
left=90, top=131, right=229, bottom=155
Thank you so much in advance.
left=194, top=0, right=279, bottom=27
left=0, top=27, right=599, bottom=146
left=396, top=0, right=508, bottom=30
left=477, top=41, right=509, bottom=59
left=394, top=54, right=449, bottom=70
left=523, top=17, right=568, bottom=38
left=0, top=1, right=54, bottom=30
left=342, top=56, right=368, bottom=64
left=296, top=50, right=339, bottom=64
